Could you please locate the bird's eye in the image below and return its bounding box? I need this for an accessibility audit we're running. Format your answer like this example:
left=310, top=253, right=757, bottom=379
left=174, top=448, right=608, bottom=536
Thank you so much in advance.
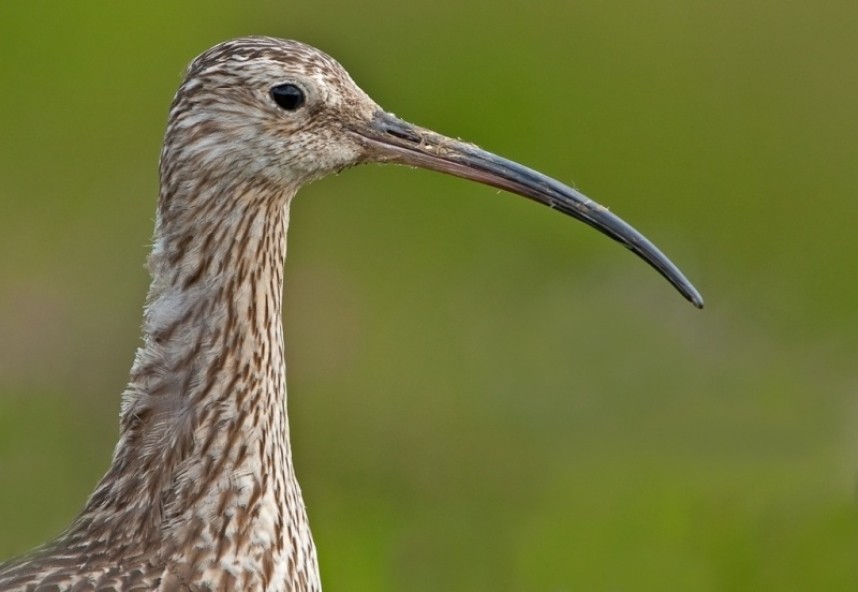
left=270, top=84, right=306, bottom=111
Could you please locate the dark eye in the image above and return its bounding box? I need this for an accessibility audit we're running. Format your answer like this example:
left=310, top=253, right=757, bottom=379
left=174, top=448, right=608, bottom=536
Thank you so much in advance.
left=270, top=84, right=306, bottom=111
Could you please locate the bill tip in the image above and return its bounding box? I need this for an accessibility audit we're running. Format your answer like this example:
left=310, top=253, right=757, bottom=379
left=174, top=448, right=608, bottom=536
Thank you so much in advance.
left=689, top=290, right=705, bottom=309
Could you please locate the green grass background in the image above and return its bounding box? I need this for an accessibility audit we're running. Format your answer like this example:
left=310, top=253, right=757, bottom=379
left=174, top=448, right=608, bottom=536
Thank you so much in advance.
left=0, top=1, right=856, bottom=589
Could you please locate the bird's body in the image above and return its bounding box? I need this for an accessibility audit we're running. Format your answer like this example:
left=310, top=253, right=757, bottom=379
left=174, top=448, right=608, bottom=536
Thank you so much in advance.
left=0, top=37, right=701, bottom=591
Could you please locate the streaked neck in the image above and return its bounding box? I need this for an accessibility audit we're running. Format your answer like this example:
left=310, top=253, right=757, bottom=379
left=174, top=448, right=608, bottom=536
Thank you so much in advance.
left=66, top=180, right=319, bottom=589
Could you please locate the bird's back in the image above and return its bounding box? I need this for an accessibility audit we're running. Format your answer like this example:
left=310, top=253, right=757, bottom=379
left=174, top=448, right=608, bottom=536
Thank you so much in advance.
left=0, top=541, right=166, bottom=591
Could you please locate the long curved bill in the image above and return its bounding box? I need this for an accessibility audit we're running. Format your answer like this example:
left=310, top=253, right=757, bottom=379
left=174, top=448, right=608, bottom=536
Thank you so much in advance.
left=350, top=111, right=703, bottom=308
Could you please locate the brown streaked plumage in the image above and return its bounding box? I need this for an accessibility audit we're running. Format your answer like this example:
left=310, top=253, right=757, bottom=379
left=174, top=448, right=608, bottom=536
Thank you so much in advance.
left=0, top=36, right=702, bottom=591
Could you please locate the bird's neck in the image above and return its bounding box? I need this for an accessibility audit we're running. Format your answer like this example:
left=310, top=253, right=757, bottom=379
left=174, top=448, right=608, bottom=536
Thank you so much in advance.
left=68, top=180, right=319, bottom=588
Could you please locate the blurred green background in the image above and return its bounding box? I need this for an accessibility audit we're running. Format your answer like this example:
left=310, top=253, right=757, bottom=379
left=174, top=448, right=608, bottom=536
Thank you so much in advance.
left=0, top=1, right=856, bottom=589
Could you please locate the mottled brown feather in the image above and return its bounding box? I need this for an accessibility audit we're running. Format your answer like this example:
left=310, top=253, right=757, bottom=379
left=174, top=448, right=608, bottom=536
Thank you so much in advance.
left=0, top=36, right=381, bottom=591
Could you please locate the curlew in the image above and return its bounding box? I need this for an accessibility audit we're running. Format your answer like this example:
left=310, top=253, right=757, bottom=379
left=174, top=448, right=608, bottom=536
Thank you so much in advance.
left=0, top=37, right=702, bottom=591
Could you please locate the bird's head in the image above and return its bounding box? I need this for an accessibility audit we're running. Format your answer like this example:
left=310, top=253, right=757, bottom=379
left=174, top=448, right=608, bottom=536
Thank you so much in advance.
left=162, top=37, right=380, bottom=188
left=160, top=36, right=702, bottom=308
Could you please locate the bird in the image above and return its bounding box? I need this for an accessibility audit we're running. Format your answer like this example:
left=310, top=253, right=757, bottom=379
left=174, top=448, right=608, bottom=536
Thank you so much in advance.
left=0, top=36, right=703, bottom=592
